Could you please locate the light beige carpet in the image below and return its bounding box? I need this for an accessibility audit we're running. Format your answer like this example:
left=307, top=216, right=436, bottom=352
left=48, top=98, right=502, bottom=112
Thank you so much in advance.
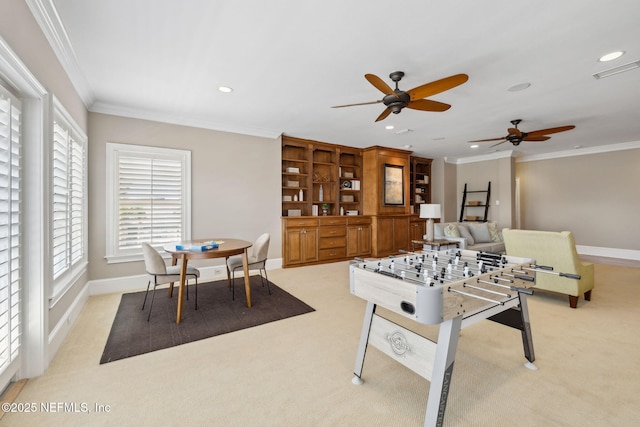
left=3, top=261, right=639, bottom=426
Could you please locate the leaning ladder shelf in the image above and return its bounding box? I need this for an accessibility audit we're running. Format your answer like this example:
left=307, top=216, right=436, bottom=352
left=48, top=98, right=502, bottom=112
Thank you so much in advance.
left=459, top=182, right=491, bottom=222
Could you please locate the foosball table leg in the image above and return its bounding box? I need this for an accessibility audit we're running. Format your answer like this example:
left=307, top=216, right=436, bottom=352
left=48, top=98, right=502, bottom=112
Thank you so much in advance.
left=424, top=315, right=462, bottom=427
left=352, top=301, right=376, bottom=385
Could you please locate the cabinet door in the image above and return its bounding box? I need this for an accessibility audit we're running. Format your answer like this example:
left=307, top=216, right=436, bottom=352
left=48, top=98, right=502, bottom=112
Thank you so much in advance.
left=358, top=225, right=371, bottom=255
left=285, top=228, right=318, bottom=265
left=410, top=220, right=426, bottom=241
left=376, top=217, right=395, bottom=254
left=302, top=228, right=319, bottom=262
left=393, top=217, right=410, bottom=252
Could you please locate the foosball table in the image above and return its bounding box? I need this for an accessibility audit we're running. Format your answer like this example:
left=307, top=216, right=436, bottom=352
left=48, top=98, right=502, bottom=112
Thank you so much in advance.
left=350, top=249, right=544, bottom=427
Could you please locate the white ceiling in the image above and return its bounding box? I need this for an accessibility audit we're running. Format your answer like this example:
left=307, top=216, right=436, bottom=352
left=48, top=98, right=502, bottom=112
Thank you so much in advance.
left=45, top=0, right=640, bottom=161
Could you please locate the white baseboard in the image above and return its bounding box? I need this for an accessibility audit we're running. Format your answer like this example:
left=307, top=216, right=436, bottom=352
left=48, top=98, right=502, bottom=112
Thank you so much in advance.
left=88, top=258, right=283, bottom=296
left=576, top=245, right=640, bottom=261
left=47, top=283, right=89, bottom=364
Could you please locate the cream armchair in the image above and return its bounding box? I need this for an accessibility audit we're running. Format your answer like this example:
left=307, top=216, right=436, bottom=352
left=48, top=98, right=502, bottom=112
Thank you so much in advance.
left=502, top=229, right=594, bottom=308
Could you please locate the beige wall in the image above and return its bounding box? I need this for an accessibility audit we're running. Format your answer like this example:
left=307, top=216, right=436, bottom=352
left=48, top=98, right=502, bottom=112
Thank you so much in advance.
left=453, top=155, right=515, bottom=228
left=0, top=0, right=87, bottom=129
left=88, top=113, right=282, bottom=280
left=1, top=0, right=88, bottom=332
left=516, top=148, right=640, bottom=250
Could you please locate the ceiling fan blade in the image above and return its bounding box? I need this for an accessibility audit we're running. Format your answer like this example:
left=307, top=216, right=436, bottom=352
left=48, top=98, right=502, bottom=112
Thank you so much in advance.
left=331, top=100, right=382, bottom=108
left=468, top=137, right=506, bottom=142
left=527, top=125, right=575, bottom=137
left=407, top=74, right=469, bottom=101
left=507, top=127, right=522, bottom=137
left=375, top=108, right=392, bottom=122
left=489, top=140, right=507, bottom=148
left=406, top=99, right=451, bottom=112
left=365, top=74, right=395, bottom=95
left=523, top=136, right=551, bottom=142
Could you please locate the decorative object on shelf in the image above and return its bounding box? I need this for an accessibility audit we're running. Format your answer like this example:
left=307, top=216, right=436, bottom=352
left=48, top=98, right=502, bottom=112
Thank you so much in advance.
left=342, top=180, right=352, bottom=189
left=340, top=206, right=345, bottom=216
left=293, top=194, right=298, bottom=201
left=321, top=203, right=329, bottom=216
left=346, top=210, right=359, bottom=216
left=383, top=164, right=404, bottom=205
left=283, top=195, right=292, bottom=202
left=287, top=209, right=302, bottom=216
left=312, top=205, right=319, bottom=216
left=285, top=167, right=300, bottom=173
left=319, top=184, right=324, bottom=201
left=420, top=203, right=441, bottom=241
left=286, top=180, right=299, bottom=187
left=342, top=195, right=355, bottom=202
left=299, top=189, right=303, bottom=201
left=343, top=172, right=354, bottom=178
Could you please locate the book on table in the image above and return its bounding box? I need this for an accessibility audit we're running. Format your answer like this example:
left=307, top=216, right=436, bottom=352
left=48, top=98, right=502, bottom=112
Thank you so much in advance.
left=176, top=241, right=221, bottom=251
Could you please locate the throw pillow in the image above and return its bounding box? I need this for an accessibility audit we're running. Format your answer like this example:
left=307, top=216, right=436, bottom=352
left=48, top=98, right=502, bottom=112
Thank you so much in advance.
left=487, top=221, right=501, bottom=242
left=457, top=224, right=475, bottom=246
left=468, top=222, right=492, bottom=243
left=444, top=223, right=460, bottom=238
left=434, top=222, right=445, bottom=238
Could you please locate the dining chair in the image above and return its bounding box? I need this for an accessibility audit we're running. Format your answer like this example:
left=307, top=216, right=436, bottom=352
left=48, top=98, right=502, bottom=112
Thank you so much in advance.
left=226, top=233, right=270, bottom=300
left=141, top=242, right=200, bottom=321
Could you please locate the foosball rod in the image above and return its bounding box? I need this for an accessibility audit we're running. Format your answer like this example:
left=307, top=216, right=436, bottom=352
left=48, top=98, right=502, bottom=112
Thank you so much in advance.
left=511, top=266, right=581, bottom=280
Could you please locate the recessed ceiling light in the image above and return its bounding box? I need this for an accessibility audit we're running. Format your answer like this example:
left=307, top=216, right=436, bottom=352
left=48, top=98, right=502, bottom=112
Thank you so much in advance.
left=385, top=125, right=394, bottom=130
left=470, top=144, right=479, bottom=149
left=402, top=144, right=412, bottom=149
left=508, top=82, right=531, bottom=92
left=394, top=129, right=412, bottom=134
left=432, top=137, right=445, bottom=141
left=218, top=86, right=233, bottom=93
left=599, top=51, right=624, bottom=62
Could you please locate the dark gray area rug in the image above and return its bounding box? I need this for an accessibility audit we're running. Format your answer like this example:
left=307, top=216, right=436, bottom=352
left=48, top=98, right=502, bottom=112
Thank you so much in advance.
left=100, top=276, right=314, bottom=364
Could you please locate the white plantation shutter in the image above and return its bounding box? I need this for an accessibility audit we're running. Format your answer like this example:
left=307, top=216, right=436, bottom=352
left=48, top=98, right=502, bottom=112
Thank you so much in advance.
left=118, top=155, right=183, bottom=248
left=52, top=119, right=86, bottom=280
left=52, top=122, right=69, bottom=277
left=0, top=85, right=22, bottom=377
left=51, top=99, right=87, bottom=302
left=106, top=144, right=191, bottom=261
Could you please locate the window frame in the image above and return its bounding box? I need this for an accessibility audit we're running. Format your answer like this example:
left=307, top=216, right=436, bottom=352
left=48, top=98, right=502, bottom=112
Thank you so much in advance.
left=105, top=143, right=192, bottom=264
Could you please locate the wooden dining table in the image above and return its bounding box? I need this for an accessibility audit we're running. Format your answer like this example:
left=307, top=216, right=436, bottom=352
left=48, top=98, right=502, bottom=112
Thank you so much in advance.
left=163, top=239, right=253, bottom=324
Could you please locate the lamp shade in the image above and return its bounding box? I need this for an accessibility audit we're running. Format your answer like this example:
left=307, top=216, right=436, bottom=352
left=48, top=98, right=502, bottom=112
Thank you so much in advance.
left=420, top=204, right=441, bottom=219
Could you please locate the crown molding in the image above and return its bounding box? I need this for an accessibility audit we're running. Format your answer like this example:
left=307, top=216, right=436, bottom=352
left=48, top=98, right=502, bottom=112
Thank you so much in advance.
left=515, top=140, right=640, bottom=162
left=90, top=101, right=282, bottom=140
left=26, top=0, right=94, bottom=107
left=445, top=150, right=515, bottom=164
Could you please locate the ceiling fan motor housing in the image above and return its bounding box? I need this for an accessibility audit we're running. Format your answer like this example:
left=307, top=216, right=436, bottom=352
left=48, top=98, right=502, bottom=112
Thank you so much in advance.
left=383, top=91, right=410, bottom=114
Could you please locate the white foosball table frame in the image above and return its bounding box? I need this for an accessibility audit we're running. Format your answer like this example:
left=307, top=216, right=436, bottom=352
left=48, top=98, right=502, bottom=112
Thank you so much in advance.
left=350, top=249, right=538, bottom=427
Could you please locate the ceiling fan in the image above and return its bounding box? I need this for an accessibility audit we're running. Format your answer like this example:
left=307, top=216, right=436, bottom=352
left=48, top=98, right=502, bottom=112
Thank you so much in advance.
left=331, top=71, right=469, bottom=122
left=469, top=119, right=576, bottom=147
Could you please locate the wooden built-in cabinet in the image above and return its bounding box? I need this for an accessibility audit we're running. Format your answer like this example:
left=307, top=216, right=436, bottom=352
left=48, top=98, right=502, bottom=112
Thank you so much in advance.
left=282, top=218, right=319, bottom=266
left=282, top=216, right=371, bottom=267
left=347, top=216, right=372, bottom=257
left=281, top=139, right=431, bottom=266
left=410, top=216, right=426, bottom=242
left=282, top=136, right=363, bottom=217
left=410, top=156, right=433, bottom=214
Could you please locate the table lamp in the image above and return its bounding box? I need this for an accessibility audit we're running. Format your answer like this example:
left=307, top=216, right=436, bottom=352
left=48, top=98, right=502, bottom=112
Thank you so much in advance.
left=420, top=204, right=441, bottom=242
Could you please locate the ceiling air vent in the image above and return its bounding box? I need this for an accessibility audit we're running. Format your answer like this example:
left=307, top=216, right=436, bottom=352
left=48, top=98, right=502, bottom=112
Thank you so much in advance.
left=593, top=60, right=640, bottom=79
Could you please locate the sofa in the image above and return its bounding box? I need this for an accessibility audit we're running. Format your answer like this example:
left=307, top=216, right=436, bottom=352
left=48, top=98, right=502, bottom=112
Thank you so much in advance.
left=430, top=221, right=505, bottom=253
left=502, top=228, right=594, bottom=308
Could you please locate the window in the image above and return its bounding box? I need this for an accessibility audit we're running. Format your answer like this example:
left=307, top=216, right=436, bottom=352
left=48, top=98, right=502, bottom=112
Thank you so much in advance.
left=0, top=83, right=22, bottom=379
left=51, top=98, right=87, bottom=303
left=106, top=143, right=191, bottom=263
